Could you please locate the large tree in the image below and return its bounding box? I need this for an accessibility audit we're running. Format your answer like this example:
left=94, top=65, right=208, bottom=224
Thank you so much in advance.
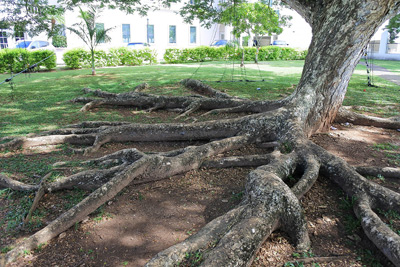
left=2, top=0, right=400, bottom=266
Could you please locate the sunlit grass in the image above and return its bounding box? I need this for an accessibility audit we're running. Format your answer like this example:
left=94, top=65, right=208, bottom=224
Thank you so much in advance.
left=0, top=60, right=399, bottom=137
left=373, top=60, right=400, bottom=74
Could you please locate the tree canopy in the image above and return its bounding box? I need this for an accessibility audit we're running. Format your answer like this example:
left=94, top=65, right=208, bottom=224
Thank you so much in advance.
left=0, top=0, right=64, bottom=38
left=385, top=13, right=400, bottom=43
left=219, top=2, right=284, bottom=39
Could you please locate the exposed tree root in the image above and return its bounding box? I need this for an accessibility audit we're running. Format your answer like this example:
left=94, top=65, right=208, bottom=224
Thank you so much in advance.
left=355, top=166, right=400, bottom=179
left=72, top=81, right=251, bottom=114
left=71, top=80, right=290, bottom=118
left=355, top=195, right=400, bottom=266
left=3, top=135, right=251, bottom=264
left=336, top=107, right=400, bottom=129
left=285, top=255, right=353, bottom=265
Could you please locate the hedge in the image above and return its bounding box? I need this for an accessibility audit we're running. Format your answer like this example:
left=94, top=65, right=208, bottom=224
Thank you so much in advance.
left=62, top=47, right=158, bottom=69
left=163, top=46, right=307, bottom=63
left=0, top=49, right=56, bottom=73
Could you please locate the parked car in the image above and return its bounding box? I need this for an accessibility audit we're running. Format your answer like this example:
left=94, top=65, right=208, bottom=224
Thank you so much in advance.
left=16, top=40, right=55, bottom=51
left=127, top=42, right=149, bottom=49
left=210, top=40, right=228, bottom=47
left=271, top=40, right=289, bottom=47
left=210, top=40, right=238, bottom=47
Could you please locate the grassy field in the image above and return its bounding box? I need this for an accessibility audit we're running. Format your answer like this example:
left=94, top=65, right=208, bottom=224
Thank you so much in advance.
left=0, top=60, right=399, bottom=138
left=373, top=59, right=400, bottom=74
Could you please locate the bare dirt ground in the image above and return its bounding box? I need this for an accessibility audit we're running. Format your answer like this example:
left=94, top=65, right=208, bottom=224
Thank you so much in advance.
left=1, top=117, right=400, bottom=266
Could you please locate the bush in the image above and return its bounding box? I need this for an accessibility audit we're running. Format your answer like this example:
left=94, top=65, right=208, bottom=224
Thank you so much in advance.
left=30, top=50, right=57, bottom=70
left=163, top=46, right=307, bottom=64
left=62, top=48, right=90, bottom=69
left=52, top=35, right=67, bottom=48
left=62, top=47, right=157, bottom=69
left=0, top=48, right=56, bottom=73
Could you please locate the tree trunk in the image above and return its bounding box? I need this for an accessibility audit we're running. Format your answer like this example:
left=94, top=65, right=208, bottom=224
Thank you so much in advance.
left=255, top=45, right=259, bottom=64
left=286, top=0, right=399, bottom=135
left=91, top=49, right=96, bottom=75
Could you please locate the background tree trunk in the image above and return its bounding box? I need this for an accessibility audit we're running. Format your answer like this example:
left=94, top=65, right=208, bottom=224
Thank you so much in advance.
left=91, top=49, right=96, bottom=75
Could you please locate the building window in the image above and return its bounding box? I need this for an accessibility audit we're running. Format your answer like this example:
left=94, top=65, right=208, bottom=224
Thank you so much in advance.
left=96, top=23, right=105, bottom=43
left=147, top=25, right=154, bottom=43
left=169, top=25, right=176, bottom=43
left=0, top=31, right=8, bottom=49
left=190, top=26, right=196, bottom=44
left=122, top=24, right=130, bottom=43
left=15, top=26, right=25, bottom=42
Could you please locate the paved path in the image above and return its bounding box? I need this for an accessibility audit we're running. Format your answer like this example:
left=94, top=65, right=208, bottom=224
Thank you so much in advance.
left=361, top=62, right=400, bottom=86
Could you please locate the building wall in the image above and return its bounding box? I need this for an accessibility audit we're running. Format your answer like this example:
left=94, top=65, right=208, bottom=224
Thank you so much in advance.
left=63, top=2, right=215, bottom=59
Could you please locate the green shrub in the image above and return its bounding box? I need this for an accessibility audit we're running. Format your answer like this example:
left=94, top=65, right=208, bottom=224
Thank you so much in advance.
left=62, top=47, right=157, bottom=69
left=63, top=48, right=90, bottom=69
left=0, top=48, right=56, bottom=73
left=94, top=50, right=108, bottom=67
left=52, top=35, right=67, bottom=48
left=139, top=48, right=158, bottom=64
left=163, top=46, right=307, bottom=64
left=107, top=48, right=124, bottom=66
left=164, top=48, right=184, bottom=63
left=30, top=50, right=57, bottom=70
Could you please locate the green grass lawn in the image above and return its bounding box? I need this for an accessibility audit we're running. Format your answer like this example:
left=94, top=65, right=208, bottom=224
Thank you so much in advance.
left=373, top=60, right=400, bottom=74
left=0, top=60, right=399, bottom=138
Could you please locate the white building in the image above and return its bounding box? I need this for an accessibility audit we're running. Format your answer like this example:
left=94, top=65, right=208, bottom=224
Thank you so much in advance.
left=63, top=2, right=219, bottom=58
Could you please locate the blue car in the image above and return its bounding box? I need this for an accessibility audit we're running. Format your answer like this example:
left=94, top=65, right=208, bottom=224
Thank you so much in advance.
left=16, top=40, right=55, bottom=51
left=210, top=40, right=228, bottom=47
left=272, top=40, right=289, bottom=47
left=127, top=42, right=149, bottom=49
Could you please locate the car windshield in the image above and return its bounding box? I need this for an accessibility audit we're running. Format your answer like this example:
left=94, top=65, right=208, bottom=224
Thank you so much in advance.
left=16, top=41, right=32, bottom=48
left=273, top=40, right=286, bottom=45
left=212, top=40, right=227, bottom=46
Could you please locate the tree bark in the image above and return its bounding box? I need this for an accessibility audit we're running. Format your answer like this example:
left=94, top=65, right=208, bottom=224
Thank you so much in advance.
left=285, top=0, right=400, bottom=135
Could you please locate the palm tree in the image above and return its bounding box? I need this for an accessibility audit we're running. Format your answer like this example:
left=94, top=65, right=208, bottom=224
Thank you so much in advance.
left=68, top=5, right=114, bottom=75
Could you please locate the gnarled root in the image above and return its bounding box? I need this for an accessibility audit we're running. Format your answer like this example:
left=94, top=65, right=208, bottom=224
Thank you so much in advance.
left=72, top=81, right=250, bottom=113
left=336, top=107, right=400, bottom=129
left=147, top=151, right=319, bottom=266
left=2, top=135, right=251, bottom=264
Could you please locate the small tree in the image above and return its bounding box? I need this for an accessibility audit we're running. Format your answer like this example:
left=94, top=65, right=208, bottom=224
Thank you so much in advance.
left=385, top=13, right=400, bottom=44
left=220, top=2, right=285, bottom=65
left=68, top=5, right=114, bottom=75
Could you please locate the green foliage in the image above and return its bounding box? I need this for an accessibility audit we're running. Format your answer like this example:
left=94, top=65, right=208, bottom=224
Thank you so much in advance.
left=1, top=246, right=12, bottom=253
left=280, top=141, right=294, bottom=154
left=0, top=49, right=56, bottom=73
left=52, top=35, right=68, bottom=48
left=373, top=143, right=399, bottom=151
left=163, top=46, right=307, bottom=63
left=0, top=0, right=64, bottom=38
left=219, top=2, right=283, bottom=39
left=67, top=5, right=115, bottom=74
left=30, top=50, right=57, bottom=70
left=385, top=13, right=400, bottom=44
left=63, top=48, right=91, bottom=69
left=182, top=250, right=203, bottom=266
left=62, top=47, right=158, bottom=69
